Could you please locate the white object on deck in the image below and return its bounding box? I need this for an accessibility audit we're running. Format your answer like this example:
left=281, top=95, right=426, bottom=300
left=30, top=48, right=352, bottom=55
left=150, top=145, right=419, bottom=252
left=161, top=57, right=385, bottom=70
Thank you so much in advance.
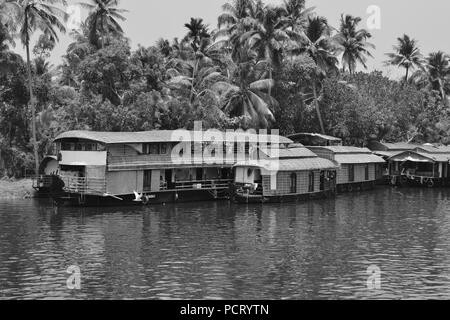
left=133, top=191, right=143, bottom=202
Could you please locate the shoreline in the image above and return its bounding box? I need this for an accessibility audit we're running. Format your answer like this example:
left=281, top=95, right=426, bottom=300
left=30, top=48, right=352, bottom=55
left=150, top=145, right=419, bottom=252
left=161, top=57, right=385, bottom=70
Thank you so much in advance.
left=0, top=179, right=34, bottom=200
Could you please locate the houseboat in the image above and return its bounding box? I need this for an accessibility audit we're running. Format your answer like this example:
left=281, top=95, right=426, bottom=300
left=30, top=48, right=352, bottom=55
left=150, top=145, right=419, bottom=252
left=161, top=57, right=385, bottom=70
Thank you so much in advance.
left=305, top=146, right=386, bottom=193
left=288, top=133, right=386, bottom=193
left=232, top=145, right=339, bottom=203
left=50, top=130, right=292, bottom=206
left=386, top=145, right=450, bottom=187
left=368, top=140, right=419, bottom=181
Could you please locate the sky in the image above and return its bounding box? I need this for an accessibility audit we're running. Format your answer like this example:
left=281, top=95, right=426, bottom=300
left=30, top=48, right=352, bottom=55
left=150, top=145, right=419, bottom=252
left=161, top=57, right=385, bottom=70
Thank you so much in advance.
left=11, top=0, right=450, bottom=80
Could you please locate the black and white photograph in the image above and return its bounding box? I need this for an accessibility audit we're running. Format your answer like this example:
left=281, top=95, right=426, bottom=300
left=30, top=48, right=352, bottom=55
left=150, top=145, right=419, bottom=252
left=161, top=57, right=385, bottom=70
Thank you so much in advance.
left=1, top=0, right=450, bottom=306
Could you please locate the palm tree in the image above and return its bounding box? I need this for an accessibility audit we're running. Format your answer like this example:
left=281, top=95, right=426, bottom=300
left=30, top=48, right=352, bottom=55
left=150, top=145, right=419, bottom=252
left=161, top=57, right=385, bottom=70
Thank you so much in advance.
left=335, top=14, right=374, bottom=74
left=296, top=16, right=339, bottom=134
left=241, top=5, right=289, bottom=102
left=184, top=18, right=210, bottom=53
left=81, top=0, right=127, bottom=48
left=412, top=51, right=450, bottom=106
left=183, top=18, right=215, bottom=102
left=15, top=0, right=67, bottom=181
left=212, top=44, right=276, bottom=128
left=216, top=0, right=258, bottom=62
left=280, top=0, right=314, bottom=39
left=156, top=38, right=172, bottom=57
left=385, top=34, right=423, bottom=84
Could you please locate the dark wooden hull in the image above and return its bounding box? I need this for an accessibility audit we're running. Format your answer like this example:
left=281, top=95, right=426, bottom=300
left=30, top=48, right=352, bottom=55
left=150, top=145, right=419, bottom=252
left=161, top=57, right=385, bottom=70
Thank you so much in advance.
left=233, top=190, right=335, bottom=204
left=54, top=188, right=231, bottom=207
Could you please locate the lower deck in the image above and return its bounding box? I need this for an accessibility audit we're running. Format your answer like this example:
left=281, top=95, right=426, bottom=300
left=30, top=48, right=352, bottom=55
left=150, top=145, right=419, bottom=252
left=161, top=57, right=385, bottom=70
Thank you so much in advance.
left=386, top=174, right=450, bottom=188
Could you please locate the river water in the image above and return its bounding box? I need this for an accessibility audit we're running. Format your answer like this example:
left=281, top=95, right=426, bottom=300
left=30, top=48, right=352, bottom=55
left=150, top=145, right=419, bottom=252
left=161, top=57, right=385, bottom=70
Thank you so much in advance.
left=1, top=187, right=450, bottom=300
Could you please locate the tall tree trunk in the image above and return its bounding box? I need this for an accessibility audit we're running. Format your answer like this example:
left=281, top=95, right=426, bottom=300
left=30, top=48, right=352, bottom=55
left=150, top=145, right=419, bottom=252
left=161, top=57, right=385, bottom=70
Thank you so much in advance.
left=268, top=65, right=272, bottom=105
left=404, top=66, right=409, bottom=87
left=312, top=79, right=326, bottom=135
left=441, top=87, right=448, bottom=108
left=190, top=58, right=199, bottom=103
left=25, top=42, right=39, bottom=182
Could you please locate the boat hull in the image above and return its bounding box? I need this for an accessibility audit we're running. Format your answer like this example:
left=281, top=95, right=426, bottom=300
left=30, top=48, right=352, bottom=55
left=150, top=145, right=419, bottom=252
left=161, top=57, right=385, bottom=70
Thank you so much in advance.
left=233, top=190, right=335, bottom=204
left=54, top=188, right=231, bottom=207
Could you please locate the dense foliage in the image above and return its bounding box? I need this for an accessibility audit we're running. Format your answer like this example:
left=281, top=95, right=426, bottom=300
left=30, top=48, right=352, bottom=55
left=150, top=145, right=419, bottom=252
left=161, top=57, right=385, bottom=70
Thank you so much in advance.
left=1, top=0, right=450, bottom=177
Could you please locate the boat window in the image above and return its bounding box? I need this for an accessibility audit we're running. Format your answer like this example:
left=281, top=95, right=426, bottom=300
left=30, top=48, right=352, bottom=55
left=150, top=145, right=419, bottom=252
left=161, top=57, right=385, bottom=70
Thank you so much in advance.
left=308, top=172, right=315, bottom=192
left=290, top=173, right=297, bottom=194
left=61, top=142, right=72, bottom=151
left=348, top=165, right=355, bottom=182
left=149, top=144, right=159, bottom=155
left=160, top=143, right=167, bottom=154
left=365, top=164, right=369, bottom=180
left=143, top=143, right=168, bottom=155
left=143, top=170, right=152, bottom=191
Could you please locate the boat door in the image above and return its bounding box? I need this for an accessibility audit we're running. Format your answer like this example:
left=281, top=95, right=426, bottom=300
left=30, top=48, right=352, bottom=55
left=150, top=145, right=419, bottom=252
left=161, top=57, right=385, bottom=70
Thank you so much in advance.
left=320, top=171, right=325, bottom=191
left=165, top=169, right=174, bottom=189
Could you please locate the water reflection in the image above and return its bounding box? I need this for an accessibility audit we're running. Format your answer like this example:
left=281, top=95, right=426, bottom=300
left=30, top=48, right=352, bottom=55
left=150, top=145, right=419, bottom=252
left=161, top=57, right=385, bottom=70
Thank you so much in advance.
left=1, top=187, right=450, bottom=299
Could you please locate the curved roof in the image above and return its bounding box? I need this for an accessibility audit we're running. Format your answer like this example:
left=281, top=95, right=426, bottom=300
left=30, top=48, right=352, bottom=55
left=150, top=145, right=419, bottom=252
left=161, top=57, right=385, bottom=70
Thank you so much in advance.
left=389, top=151, right=450, bottom=163
left=287, top=133, right=342, bottom=142
left=55, top=130, right=293, bottom=145
left=308, top=146, right=373, bottom=154
left=234, top=157, right=339, bottom=172
left=259, top=147, right=318, bottom=159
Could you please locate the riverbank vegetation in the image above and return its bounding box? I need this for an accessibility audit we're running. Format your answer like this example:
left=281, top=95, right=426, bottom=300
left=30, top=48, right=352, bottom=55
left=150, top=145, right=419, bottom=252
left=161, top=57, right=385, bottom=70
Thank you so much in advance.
left=1, top=0, right=450, bottom=177
left=0, top=177, right=33, bottom=199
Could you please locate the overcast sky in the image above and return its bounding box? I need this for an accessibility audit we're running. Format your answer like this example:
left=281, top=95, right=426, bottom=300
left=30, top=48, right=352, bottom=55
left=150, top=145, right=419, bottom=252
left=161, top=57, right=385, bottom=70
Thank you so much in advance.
left=12, top=0, right=449, bottom=79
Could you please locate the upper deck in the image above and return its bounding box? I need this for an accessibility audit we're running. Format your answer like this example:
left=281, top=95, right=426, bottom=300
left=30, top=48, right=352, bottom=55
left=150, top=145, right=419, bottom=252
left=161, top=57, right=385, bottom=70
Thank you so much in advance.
left=54, top=130, right=293, bottom=171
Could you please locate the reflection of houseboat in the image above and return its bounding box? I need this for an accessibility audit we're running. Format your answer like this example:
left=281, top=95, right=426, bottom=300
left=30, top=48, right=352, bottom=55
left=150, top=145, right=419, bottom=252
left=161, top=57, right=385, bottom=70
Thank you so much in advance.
left=233, top=146, right=339, bottom=203
left=306, top=146, right=386, bottom=193
left=386, top=145, right=450, bottom=187
left=51, top=130, right=291, bottom=206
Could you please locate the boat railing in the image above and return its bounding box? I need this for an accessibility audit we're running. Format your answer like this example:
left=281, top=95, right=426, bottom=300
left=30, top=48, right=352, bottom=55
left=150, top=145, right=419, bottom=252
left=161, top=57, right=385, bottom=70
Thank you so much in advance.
left=60, top=176, right=106, bottom=195
left=174, top=179, right=232, bottom=190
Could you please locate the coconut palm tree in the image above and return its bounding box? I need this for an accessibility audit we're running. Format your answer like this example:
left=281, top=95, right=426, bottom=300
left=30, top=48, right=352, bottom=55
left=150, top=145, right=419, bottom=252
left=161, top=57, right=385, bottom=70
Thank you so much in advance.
left=280, top=0, right=314, bottom=40
left=412, top=51, right=450, bottom=106
left=296, top=16, right=339, bottom=134
left=156, top=38, right=172, bottom=57
left=385, top=34, right=423, bottom=84
left=184, top=18, right=219, bottom=102
left=335, top=14, right=374, bottom=74
left=240, top=5, right=289, bottom=101
left=216, top=0, right=258, bottom=63
left=211, top=44, right=276, bottom=128
left=81, top=0, right=127, bottom=48
left=15, top=0, right=67, bottom=181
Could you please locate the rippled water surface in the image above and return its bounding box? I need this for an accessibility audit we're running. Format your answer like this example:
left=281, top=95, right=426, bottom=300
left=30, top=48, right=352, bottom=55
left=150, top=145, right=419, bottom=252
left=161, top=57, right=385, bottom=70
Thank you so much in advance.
left=1, top=187, right=450, bottom=299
